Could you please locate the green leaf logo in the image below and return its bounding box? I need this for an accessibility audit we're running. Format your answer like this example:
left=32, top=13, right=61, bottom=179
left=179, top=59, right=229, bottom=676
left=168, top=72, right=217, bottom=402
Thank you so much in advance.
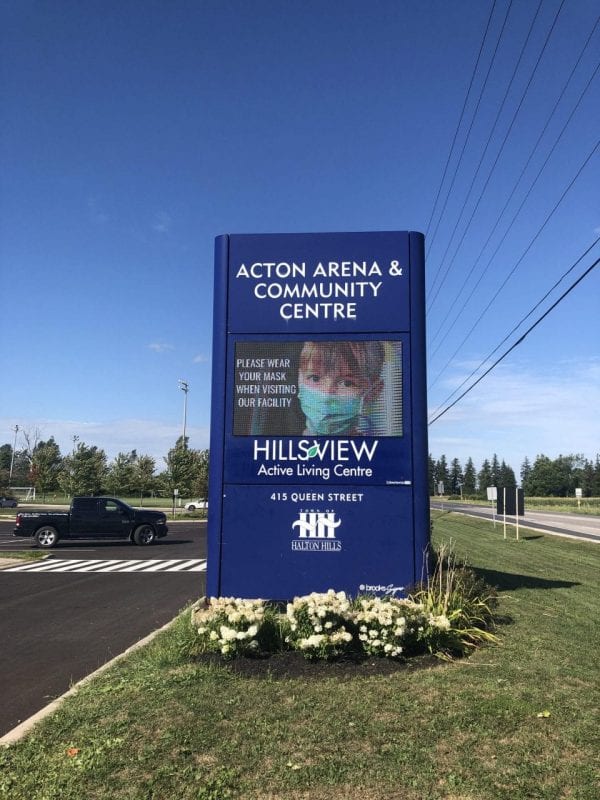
left=307, top=445, right=319, bottom=458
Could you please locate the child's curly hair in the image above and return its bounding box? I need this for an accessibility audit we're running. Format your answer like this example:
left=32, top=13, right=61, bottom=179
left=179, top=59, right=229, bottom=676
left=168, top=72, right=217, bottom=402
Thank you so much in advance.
left=299, top=341, right=385, bottom=383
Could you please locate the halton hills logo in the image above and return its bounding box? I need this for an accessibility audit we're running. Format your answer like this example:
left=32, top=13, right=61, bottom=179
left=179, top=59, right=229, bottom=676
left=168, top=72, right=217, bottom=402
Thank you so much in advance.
left=291, top=510, right=342, bottom=552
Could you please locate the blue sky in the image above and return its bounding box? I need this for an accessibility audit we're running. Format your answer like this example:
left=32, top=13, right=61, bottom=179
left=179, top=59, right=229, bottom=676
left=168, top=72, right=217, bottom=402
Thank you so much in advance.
left=2, top=0, right=599, bottom=475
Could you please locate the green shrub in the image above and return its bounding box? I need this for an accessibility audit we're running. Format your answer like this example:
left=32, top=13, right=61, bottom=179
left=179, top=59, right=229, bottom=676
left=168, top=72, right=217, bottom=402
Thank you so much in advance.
left=189, top=552, right=500, bottom=662
left=284, top=590, right=356, bottom=660
left=410, top=543, right=499, bottom=655
left=191, top=597, right=271, bottom=659
left=352, top=596, right=429, bottom=657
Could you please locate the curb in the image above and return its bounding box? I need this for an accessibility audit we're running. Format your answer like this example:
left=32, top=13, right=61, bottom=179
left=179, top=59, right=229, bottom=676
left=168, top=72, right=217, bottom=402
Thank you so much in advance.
left=0, top=616, right=178, bottom=746
left=0, top=554, right=52, bottom=571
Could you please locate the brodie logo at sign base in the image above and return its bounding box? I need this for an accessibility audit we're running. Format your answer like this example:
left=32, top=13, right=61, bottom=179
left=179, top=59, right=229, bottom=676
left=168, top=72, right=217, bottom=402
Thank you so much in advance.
left=208, top=231, right=429, bottom=600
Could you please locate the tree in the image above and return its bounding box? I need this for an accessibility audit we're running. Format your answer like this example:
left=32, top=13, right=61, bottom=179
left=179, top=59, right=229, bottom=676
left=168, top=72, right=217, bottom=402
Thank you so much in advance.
left=427, top=454, right=436, bottom=496
left=499, top=460, right=516, bottom=487
left=593, top=455, right=600, bottom=497
left=105, top=451, right=137, bottom=496
left=463, top=457, right=477, bottom=495
left=7, top=450, right=30, bottom=486
left=449, top=458, right=463, bottom=496
left=133, top=455, right=156, bottom=504
left=193, top=449, right=210, bottom=499
left=0, top=444, right=11, bottom=489
left=523, top=453, right=588, bottom=497
left=490, top=454, right=501, bottom=487
left=580, top=459, right=595, bottom=497
left=162, top=438, right=199, bottom=498
left=59, top=442, right=107, bottom=496
left=434, top=455, right=449, bottom=494
left=477, top=459, right=492, bottom=496
left=520, top=457, right=532, bottom=492
left=30, top=438, right=62, bottom=499
left=21, top=427, right=42, bottom=469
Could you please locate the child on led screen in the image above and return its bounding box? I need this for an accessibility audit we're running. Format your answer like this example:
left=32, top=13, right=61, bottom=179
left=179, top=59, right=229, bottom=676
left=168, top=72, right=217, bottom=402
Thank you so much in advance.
left=297, top=341, right=385, bottom=436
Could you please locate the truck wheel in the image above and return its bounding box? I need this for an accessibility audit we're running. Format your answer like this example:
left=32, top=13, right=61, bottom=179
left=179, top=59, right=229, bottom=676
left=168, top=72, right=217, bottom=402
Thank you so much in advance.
left=34, top=526, right=59, bottom=549
left=133, top=525, right=156, bottom=546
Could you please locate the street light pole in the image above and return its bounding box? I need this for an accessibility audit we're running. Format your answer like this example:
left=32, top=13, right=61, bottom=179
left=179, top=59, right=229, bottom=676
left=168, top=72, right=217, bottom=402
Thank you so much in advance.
left=178, top=380, right=189, bottom=447
left=9, top=424, right=19, bottom=484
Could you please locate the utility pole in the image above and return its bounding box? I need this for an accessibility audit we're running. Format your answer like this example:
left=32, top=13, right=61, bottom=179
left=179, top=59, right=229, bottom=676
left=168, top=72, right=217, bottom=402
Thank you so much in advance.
left=9, top=424, right=19, bottom=483
left=178, top=380, right=189, bottom=447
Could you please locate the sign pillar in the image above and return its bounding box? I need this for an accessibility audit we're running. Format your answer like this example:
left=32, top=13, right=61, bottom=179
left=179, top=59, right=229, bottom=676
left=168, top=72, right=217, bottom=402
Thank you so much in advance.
left=207, top=231, right=429, bottom=600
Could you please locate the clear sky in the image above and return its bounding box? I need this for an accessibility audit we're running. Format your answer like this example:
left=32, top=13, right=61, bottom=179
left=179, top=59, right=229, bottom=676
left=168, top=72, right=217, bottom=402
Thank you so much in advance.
left=2, top=0, right=599, bottom=475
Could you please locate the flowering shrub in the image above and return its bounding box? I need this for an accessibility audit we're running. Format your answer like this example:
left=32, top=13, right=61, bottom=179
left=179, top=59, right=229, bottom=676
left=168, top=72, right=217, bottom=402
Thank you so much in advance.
left=353, top=597, right=431, bottom=658
left=284, top=590, right=355, bottom=660
left=411, top=543, right=499, bottom=655
left=191, top=597, right=268, bottom=659
left=188, top=559, right=499, bottom=662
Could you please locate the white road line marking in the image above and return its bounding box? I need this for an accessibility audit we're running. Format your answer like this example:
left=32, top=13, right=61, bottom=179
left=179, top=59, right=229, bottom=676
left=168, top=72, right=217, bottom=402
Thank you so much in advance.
left=71, top=560, right=125, bottom=572
left=6, top=559, right=92, bottom=572
left=142, top=559, right=185, bottom=572
left=116, top=560, right=164, bottom=572
left=167, top=559, right=207, bottom=571
left=96, top=560, right=146, bottom=572
left=5, top=558, right=207, bottom=574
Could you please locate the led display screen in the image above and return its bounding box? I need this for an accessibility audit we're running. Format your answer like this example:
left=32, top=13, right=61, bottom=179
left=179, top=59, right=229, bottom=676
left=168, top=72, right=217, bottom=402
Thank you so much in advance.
left=233, top=340, right=403, bottom=437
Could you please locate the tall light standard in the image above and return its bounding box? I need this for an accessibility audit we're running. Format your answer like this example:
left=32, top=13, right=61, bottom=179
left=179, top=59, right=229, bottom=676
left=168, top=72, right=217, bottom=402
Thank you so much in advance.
left=178, top=380, right=189, bottom=447
left=9, top=424, right=19, bottom=484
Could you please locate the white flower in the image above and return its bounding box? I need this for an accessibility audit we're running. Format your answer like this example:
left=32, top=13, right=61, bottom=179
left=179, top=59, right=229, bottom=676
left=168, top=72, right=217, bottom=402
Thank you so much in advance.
left=219, top=626, right=238, bottom=642
left=431, top=614, right=451, bottom=631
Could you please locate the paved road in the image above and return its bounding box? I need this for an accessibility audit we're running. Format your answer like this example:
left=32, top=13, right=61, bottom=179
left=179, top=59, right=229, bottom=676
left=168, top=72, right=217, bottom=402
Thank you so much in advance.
left=0, top=519, right=206, bottom=737
left=431, top=501, right=600, bottom=543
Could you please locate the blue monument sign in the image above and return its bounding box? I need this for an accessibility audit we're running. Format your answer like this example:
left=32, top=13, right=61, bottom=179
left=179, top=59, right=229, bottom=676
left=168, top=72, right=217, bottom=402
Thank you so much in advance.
left=207, top=231, right=428, bottom=600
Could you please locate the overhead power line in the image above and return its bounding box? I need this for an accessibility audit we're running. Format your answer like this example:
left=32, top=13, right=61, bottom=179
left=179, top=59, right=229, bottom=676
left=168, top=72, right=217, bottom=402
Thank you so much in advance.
left=427, top=0, right=545, bottom=312
left=427, top=235, right=600, bottom=421
left=425, top=0, right=498, bottom=239
left=427, top=0, right=567, bottom=315
left=428, top=39, right=600, bottom=355
left=426, top=0, right=513, bottom=276
left=428, top=135, right=600, bottom=390
left=427, top=255, right=600, bottom=426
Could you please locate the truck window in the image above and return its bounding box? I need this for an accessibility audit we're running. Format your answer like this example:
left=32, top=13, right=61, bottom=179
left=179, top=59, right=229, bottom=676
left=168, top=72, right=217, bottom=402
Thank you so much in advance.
left=72, top=498, right=98, bottom=514
left=101, top=500, right=121, bottom=514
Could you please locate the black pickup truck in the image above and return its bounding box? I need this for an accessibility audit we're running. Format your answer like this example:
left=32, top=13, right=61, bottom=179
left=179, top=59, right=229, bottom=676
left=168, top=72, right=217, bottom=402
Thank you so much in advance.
left=13, top=496, right=169, bottom=549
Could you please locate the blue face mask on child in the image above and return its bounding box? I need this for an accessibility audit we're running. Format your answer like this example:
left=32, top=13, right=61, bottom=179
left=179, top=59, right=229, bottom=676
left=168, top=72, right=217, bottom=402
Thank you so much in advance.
left=298, top=385, right=362, bottom=435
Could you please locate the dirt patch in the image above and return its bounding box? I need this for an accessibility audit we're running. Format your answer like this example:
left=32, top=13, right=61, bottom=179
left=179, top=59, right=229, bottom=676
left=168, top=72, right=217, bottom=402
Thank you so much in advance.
left=196, top=650, right=443, bottom=680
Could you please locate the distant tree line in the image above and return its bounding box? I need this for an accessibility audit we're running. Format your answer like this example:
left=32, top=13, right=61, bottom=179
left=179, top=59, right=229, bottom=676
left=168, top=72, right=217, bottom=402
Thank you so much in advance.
left=2, top=429, right=598, bottom=501
left=0, top=431, right=209, bottom=502
left=429, top=452, right=600, bottom=498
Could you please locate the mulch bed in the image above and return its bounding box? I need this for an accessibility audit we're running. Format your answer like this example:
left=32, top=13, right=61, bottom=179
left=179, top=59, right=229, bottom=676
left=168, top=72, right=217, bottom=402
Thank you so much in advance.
left=196, top=650, right=443, bottom=679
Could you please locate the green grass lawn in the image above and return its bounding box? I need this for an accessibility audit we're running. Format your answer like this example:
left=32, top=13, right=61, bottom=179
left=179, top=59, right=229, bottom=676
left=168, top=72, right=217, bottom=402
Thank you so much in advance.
left=1, top=511, right=598, bottom=799
left=440, top=495, right=600, bottom=514
left=0, top=551, right=47, bottom=561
